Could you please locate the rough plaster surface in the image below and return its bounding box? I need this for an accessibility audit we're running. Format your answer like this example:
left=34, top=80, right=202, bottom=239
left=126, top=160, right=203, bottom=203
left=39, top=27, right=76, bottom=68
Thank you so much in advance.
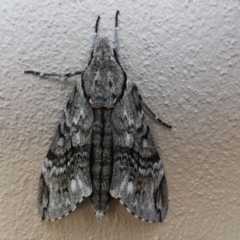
left=1, top=0, right=240, bottom=239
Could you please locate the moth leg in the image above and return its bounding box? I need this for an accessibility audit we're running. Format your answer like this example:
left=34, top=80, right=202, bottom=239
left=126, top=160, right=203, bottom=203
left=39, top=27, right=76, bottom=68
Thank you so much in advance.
left=114, top=10, right=120, bottom=61
left=88, top=15, right=100, bottom=62
left=141, top=100, right=172, bottom=128
left=24, top=71, right=82, bottom=80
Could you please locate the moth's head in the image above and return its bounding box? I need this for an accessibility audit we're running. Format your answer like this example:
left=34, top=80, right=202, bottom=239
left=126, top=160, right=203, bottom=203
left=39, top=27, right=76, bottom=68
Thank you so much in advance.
left=93, top=37, right=113, bottom=60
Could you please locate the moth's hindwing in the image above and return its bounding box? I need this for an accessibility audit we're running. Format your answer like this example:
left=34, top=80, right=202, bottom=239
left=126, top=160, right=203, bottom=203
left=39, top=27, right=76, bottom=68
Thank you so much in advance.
left=110, top=80, right=168, bottom=222
left=38, top=80, right=94, bottom=221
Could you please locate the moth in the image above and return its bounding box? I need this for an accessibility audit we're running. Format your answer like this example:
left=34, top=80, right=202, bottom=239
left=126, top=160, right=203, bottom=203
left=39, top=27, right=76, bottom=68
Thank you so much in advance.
left=25, top=11, right=171, bottom=223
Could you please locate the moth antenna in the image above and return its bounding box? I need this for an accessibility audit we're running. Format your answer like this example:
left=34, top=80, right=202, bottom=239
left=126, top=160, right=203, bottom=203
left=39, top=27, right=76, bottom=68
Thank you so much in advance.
left=88, top=15, right=101, bottom=64
left=95, top=16, right=101, bottom=34
left=115, top=10, right=119, bottom=28
left=114, top=10, right=120, bottom=62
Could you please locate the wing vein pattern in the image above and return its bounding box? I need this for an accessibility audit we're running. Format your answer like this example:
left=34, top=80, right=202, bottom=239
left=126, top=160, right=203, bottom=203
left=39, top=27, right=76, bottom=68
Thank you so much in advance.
left=110, top=80, right=168, bottom=222
left=38, top=81, right=93, bottom=220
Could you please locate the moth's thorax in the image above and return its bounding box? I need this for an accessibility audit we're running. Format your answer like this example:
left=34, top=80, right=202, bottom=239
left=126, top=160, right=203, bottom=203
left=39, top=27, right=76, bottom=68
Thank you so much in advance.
left=82, top=37, right=125, bottom=109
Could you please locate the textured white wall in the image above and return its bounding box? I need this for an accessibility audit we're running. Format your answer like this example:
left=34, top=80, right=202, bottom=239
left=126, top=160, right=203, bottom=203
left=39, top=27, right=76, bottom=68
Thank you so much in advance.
left=1, top=0, right=240, bottom=239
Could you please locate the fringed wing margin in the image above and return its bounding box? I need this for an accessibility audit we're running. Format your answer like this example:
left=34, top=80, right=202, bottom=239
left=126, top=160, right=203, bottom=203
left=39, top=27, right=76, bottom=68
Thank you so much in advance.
left=38, top=81, right=94, bottom=221
left=110, top=80, right=168, bottom=222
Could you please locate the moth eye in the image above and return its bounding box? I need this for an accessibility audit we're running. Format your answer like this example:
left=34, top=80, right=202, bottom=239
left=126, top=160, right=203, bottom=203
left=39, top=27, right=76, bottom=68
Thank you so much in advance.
left=109, top=81, right=113, bottom=88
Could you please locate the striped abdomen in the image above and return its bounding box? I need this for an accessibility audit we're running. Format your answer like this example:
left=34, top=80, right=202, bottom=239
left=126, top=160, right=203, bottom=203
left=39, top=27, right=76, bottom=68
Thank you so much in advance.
left=90, top=108, right=113, bottom=220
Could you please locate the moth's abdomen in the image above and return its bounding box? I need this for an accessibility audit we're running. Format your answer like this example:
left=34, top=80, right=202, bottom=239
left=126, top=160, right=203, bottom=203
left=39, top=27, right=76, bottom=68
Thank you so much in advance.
left=90, top=108, right=113, bottom=221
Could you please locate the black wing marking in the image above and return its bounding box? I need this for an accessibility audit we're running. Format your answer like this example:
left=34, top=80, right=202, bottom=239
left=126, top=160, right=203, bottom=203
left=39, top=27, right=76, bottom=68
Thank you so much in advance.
left=110, top=80, right=168, bottom=222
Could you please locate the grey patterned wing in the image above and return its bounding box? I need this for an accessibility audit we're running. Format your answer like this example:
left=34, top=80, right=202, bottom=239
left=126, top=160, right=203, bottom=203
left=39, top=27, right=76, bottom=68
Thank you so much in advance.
left=38, top=82, right=94, bottom=221
left=110, top=81, right=168, bottom=222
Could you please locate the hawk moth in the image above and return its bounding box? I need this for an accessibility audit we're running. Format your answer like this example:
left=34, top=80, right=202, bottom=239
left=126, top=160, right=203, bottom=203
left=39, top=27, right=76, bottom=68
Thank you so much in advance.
left=25, top=11, right=171, bottom=223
